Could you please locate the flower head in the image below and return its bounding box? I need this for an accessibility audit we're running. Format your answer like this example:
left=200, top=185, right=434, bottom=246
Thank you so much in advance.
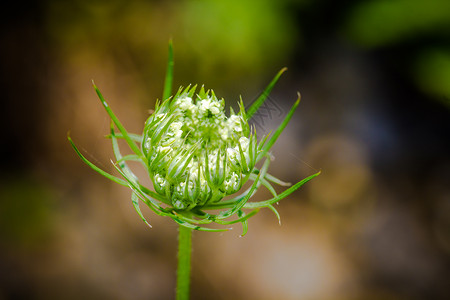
left=68, top=43, right=320, bottom=235
left=142, top=86, right=257, bottom=210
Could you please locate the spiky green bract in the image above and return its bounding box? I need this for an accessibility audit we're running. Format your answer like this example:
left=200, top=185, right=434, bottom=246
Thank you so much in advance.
left=246, top=67, right=287, bottom=119
left=68, top=52, right=319, bottom=235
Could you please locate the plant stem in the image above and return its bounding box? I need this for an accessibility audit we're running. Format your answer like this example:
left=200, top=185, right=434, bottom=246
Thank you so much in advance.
left=176, top=225, right=192, bottom=300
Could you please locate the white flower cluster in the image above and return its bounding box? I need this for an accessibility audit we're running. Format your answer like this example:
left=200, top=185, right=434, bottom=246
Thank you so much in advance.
left=142, top=87, right=257, bottom=209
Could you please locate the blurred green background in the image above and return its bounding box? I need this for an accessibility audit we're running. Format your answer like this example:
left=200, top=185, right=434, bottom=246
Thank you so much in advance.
left=1, top=0, right=449, bottom=299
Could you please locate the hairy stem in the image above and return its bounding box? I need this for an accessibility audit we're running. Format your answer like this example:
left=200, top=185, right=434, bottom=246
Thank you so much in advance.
left=176, top=225, right=192, bottom=300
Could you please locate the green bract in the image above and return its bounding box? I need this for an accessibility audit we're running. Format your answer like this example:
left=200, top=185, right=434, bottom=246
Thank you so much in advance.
left=69, top=42, right=320, bottom=235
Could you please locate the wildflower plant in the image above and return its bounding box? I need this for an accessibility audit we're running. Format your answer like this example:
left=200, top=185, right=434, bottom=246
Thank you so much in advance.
left=68, top=42, right=320, bottom=299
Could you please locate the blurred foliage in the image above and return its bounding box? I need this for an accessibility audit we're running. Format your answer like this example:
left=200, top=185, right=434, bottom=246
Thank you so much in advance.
left=45, top=0, right=301, bottom=96
left=344, top=0, right=450, bottom=47
left=344, top=0, right=450, bottom=105
left=414, top=49, right=450, bottom=105
left=174, top=0, right=299, bottom=80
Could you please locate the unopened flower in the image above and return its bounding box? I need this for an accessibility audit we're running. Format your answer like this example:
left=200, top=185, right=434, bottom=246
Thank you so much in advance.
left=69, top=46, right=320, bottom=235
left=142, top=85, right=259, bottom=210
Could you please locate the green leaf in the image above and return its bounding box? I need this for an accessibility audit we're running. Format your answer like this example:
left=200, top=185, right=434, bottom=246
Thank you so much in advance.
left=245, top=170, right=321, bottom=209
left=267, top=204, right=281, bottom=225
left=162, top=39, right=174, bottom=101
left=217, top=177, right=258, bottom=220
left=216, top=209, right=258, bottom=225
left=68, top=134, right=128, bottom=186
left=110, top=121, right=138, bottom=182
left=258, top=93, right=301, bottom=161
left=246, top=68, right=287, bottom=119
left=252, top=169, right=291, bottom=187
left=116, top=154, right=142, bottom=164
left=113, top=163, right=170, bottom=214
left=149, top=113, right=179, bottom=145
left=187, top=84, right=198, bottom=98
left=105, top=132, right=142, bottom=142
left=239, top=210, right=249, bottom=237
left=110, top=126, right=169, bottom=205
left=217, top=157, right=270, bottom=219
left=264, top=172, right=291, bottom=186
left=250, top=173, right=277, bottom=197
left=132, top=193, right=152, bottom=228
left=171, top=211, right=213, bottom=225
left=198, top=85, right=207, bottom=99
left=92, top=82, right=145, bottom=160
left=173, top=217, right=228, bottom=232
left=200, top=188, right=251, bottom=210
left=167, top=142, right=200, bottom=179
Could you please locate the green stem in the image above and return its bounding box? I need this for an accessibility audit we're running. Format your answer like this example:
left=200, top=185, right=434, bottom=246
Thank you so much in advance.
left=176, top=225, right=192, bottom=300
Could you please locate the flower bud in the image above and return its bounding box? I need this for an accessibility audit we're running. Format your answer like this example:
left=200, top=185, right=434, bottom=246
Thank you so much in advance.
left=143, top=86, right=258, bottom=209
